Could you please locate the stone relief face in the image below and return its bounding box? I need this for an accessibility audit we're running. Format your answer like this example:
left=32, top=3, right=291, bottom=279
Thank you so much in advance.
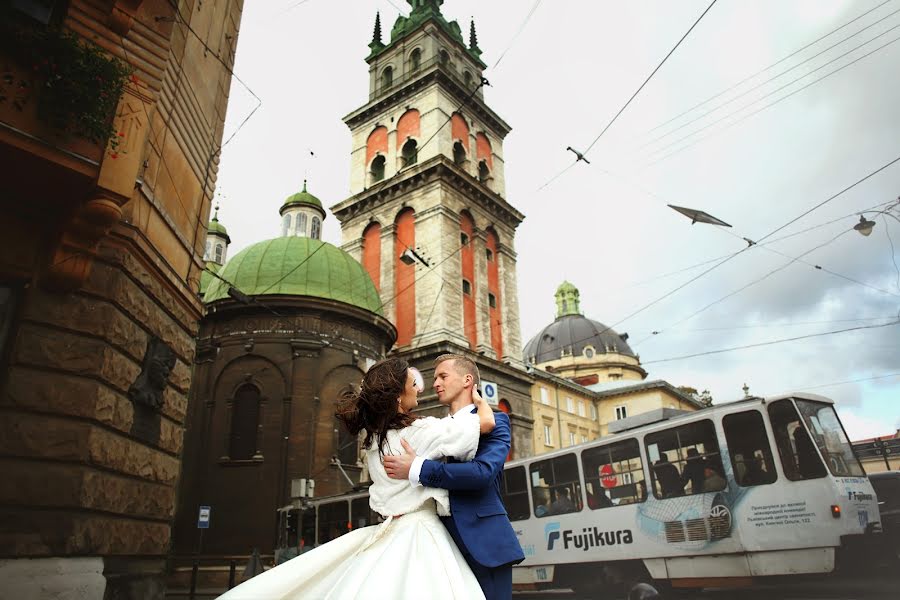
left=129, top=337, right=176, bottom=410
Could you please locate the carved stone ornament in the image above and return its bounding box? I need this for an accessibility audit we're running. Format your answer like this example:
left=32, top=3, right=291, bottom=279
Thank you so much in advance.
left=129, top=336, right=176, bottom=411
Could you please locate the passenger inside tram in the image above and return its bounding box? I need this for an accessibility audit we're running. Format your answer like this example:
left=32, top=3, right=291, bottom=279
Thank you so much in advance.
left=653, top=453, right=682, bottom=498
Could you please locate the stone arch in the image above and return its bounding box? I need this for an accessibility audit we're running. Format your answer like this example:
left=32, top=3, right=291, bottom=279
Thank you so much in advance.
left=394, top=208, right=416, bottom=346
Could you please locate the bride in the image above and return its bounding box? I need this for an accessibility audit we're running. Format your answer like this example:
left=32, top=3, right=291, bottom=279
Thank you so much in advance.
left=218, top=357, right=494, bottom=599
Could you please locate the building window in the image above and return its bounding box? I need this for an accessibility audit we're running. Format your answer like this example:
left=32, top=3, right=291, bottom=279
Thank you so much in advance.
left=590, top=403, right=598, bottom=420
left=569, top=431, right=576, bottom=447
left=577, top=401, right=585, bottom=417
left=311, top=216, right=321, bottom=240
left=281, top=214, right=292, bottom=237
left=229, top=384, right=261, bottom=460
left=566, top=397, right=574, bottom=413
left=543, top=424, right=553, bottom=446
left=410, top=48, right=421, bottom=72
left=204, top=241, right=211, bottom=260
left=462, top=279, right=472, bottom=295
left=609, top=373, right=622, bottom=380
left=297, top=213, right=308, bottom=237
left=371, top=155, right=386, bottom=182
left=460, top=232, right=469, bottom=246
left=582, top=435, right=588, bottom=444
left=485, top=248, right=493, bottom=262
left=615, top=405, right=628, bottom=420
left=453, top=140, right=466, bottom=165
left=540, top=387, right=550, bottom=405
left=382, top=66, right=393, bottom=89
left=439, top=49, right=450, bottom=66
left=214, top=243, right=223, bottom=264
left=464, top=70, right=473, bottom=88
left=401, top=138, right=418, bottom=167
left=488, top=293, right=497, bottom=309
left=478, top=159, right=490, bottom=182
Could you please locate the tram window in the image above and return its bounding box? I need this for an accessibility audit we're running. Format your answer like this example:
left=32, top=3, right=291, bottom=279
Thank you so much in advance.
left=582, top=438, right=646, bottom=509
left=318, top=501, right=349, bottom=544
left=351, top=497, right=379, bottom=529
left=645, top=419, right=726, bottom=499
left=502, top=466, right=531, bottom=521
left=299, top=509, right=316, bottom=549
left=723, top=411, right=777, bottom=487
left=795, top=399, right=865, bottom=477
left=768, top=400, right=827, bottom=481
left=529, top=453, right=582, bottom=518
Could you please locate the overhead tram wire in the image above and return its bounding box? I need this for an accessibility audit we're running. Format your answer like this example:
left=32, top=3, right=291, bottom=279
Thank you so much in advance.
left=527, top=158, right=900, bottom=363
left=637, top=6, right=900, bottom=152
left=536, top=0, right=719, bottom=191
left=643, top=0, right=897, bottom=135
left=883, top=213, right=900, bottom=292
left=641, top=320, right=900, bottom=366
left=643, top=33, right=900, bottom=167
left=491, top=0, right=543, bottom=71
left=789, top=372, right=900, bottom=393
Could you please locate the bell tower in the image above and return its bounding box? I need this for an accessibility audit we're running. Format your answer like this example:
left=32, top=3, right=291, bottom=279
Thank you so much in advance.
left=332, top=0, right=525, bottom=364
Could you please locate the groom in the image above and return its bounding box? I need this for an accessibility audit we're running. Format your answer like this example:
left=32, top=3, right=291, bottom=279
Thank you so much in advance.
left=383, top=354, right=524, bottom=600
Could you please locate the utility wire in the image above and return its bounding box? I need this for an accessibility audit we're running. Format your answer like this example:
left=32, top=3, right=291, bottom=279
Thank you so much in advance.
left=641, top=320, right=899, bottom=365
left=536, top=0, right=719, bottom=191
left=646, top=25, right=900, bottom=164
left=492, top=0, right=543, bottom=70
left=790, top=372, right=900, bottom=392
left=884, top=213, right=900, bottom=292
left=644, top=34, right=900, bottom=167
left=639, top=7, right=900, bottom=152
left=643, top=0, right=897, bottom=135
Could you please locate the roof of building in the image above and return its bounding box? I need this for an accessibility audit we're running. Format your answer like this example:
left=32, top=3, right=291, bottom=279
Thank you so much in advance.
left=199, top=261, right=221, bottom=296
left=203, top=237, right=382, bottom=315
left=207, top=208, right=230, bottom=243
left=523, top=313, right=636, bottom=364
left=281, top=181, right=324, bottom=213
left=587, top=379, right=703, bottom=408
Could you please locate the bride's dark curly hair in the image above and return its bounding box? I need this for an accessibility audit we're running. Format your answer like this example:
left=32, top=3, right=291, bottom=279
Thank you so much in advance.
left=336, top=357, right=417, bottom=455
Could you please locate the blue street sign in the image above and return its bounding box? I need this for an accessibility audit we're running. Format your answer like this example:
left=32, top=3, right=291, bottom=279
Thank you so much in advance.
left=197, top=505, right=211, bottom=529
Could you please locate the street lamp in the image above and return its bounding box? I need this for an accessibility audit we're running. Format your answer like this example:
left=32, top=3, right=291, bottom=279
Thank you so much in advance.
left=399, top=247, right=430, bottom=267
left=853, top=215, right=877, bottom=237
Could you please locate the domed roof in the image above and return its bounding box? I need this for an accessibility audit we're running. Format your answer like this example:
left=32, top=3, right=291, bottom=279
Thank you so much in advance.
left=280, top=181, right=324, bottom=213
left=207, top=210, right=231, bottom=243
left=199, top=261, right=221, bottom=296
left=523, top=314, right=636, bottom=365
left=203, top=237, right=382, bottom=315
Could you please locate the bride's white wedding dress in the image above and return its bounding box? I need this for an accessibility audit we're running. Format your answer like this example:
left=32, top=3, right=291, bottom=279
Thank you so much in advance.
left=218, top=412, right=486, bottom=600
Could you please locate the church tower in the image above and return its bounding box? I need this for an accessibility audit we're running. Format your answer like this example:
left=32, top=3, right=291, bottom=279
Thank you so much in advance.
left=332, top=0, right=525, bottom=363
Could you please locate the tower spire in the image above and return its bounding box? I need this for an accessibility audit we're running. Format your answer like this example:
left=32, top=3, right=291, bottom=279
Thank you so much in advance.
left=468, top=18, right=483, bottom=61
left=368, top=12, right=385, bottom=56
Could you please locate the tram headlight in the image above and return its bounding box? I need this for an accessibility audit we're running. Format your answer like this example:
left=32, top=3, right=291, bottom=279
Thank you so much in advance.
left=831, top=504, right=841, bottom=519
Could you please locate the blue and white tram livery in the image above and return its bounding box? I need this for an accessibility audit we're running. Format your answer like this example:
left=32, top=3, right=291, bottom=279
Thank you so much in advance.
left=501, top=393, right=882, bottom=594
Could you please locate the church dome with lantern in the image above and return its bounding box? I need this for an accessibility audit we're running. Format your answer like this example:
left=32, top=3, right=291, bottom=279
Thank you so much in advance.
left=523, top=282, right=646, bottom=385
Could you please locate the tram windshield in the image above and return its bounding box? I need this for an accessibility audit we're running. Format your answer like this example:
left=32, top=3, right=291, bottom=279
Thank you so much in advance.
left=795, top=399, right=865, bottom=477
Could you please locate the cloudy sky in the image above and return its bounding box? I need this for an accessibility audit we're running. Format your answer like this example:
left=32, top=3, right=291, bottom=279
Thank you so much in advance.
left=214, top=0, right=900, bottom=440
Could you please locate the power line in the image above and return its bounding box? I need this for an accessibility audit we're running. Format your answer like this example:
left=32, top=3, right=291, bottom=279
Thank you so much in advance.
left=492, top=0, right=543, bottom=71
left=790, top=372, right=900, bottom=392
left=644, top=33, right=900, bottom=167
left=884, top=213, right=900, bottom=292
left=537, top=0, right=719, bottom=190
left=643, top=0, right=898, bottom=136
left=641, top=320, right=899, bottom=365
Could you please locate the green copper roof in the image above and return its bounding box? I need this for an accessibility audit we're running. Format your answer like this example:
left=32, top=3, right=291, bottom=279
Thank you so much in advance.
left=207, top=210, right=231, bottom=243
left=199, top=261, right=221, bottom=296
left=368, top=1, right=485, bottom=67
left=204, top=237, right=383, bottom=315
left=281, top=181, right=324, bottom=212
left=555, top=281, right=581, bottom=318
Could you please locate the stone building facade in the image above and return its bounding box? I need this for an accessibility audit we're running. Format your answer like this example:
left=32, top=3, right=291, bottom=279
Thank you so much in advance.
left=331, top=1, right=535, bottom=454
left=0, top=2, right=243, bottom=598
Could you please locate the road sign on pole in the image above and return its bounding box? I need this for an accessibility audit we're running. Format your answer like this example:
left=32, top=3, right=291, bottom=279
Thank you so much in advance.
left=197, top=505, right=211, bottom=529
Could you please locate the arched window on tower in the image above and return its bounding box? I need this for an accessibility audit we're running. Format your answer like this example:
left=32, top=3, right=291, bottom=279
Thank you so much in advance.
left=453, top=141, right=466, bottom=166
left=478, top=160, right=490, bottom=183
left=204, top=241, right=211, bottom=261
left=439, top=49, right=450, bottom=67
left=282, top=214, right=292, bottom=237
left=382, top=66, right=393, bottom=90
left=401, top=138, right=418, bottom=168
left=229, top=383, right=261, bottom=460
left=464, top=71, right=473, bottom=89
left=214, top=243, right=224, bottom=264
left=311, top=216, right=321, bottom=240
left=410, top=48, right=422, bottom=72
left=297, top=213, right=308, bottom=237
left=370, top=154, right=386, bottom=183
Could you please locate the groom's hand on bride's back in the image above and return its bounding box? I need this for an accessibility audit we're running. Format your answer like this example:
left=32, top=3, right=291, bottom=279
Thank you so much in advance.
left=384, top=439, right=417, bottom=480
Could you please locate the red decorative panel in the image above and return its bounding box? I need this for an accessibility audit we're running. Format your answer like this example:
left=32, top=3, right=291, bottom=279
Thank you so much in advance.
left=396, top=109, right=421, bottom=149
left=451, top=113, right=469, bottom=144
left=394, top=209, right=416, bottom=346
left=362, top=222, right=381, bottom=291
left=366, top=126, right=388, bottom=166
left=476, top=132, right=493, bottom=170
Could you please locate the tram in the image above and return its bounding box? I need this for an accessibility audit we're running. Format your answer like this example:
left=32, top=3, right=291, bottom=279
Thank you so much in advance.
left=502, top=393, right=883, bottom=594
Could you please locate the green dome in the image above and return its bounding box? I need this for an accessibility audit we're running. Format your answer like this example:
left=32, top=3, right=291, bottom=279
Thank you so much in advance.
left=281, top=181, right=323, bottom=212
left=207, top=211, right=231, bottom=243
left=204, top=237, right=382, bottom=315
left=199, top=261, right=221, bottom=296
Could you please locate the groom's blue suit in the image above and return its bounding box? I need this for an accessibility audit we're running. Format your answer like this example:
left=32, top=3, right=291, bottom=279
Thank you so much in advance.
left=418, top=408, right=524, bottom=600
